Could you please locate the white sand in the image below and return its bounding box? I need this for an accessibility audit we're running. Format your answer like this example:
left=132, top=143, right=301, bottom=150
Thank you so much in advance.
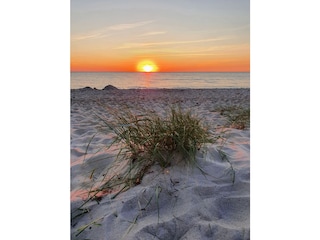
left=71, top=88, right=250, bottom=240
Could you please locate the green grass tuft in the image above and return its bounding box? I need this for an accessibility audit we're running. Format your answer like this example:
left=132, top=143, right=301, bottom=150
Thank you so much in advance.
left=96, top=106, right=214, bottom=189
left=218, top=106, right=250, bottom=129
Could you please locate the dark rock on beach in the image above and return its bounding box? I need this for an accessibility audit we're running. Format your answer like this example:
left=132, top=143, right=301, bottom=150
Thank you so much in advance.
left=103, top=85, right=118, bottom=91
left=75, top=86, right=94, bottom=91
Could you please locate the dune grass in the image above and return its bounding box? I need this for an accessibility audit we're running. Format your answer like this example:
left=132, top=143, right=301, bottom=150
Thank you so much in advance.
left=72, top=106, right=215, bottom=214
left=95, top=106, right=214, bottom=189
left=218, top=106, right=250, bottom=129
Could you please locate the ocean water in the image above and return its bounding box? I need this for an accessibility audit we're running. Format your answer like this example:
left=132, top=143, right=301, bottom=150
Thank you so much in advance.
left=71, top=72, right=249, bottom=89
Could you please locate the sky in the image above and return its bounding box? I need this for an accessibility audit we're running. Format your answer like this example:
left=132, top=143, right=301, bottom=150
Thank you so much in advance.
left=71, top=0, right=250, bottom=72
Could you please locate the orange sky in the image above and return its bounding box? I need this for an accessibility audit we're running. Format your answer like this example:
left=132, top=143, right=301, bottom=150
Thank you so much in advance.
left=71, top=56, right=250, bottom=72
left=71, top=1, right=250, bottom=72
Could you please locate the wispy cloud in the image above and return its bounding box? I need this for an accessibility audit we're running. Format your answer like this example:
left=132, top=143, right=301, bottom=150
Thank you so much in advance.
left=72, top=20, right=154, bottom=41
left=162, top=44, right=249, bottom=57
left=140, top=31, right=166, bottom=36
left=158, top=53, right=222, bottom=57
left=114, top=38, right=224, bottom=49
left=133, top=47, right=225, bottom=57
left=108, top=20, right=153, bottom=31
left=72, top=32, right=106, bottom=41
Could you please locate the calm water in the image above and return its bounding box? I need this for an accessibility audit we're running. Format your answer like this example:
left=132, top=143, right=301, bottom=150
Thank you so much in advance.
left=71, top=72, right=250, bottom=89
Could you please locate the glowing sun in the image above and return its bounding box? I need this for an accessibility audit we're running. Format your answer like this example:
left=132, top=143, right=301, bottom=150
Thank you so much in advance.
left=137, top=60, right=159, bottom=72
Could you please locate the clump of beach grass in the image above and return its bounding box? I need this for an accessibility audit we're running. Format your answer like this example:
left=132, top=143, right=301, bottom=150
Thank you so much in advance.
left=72, top=106, right=215, bottom=233
left=88, top=106, right=214, bottom=195
left=219, top=106, right=250, bottom=129
left=72, top=106, right=234, bottom=238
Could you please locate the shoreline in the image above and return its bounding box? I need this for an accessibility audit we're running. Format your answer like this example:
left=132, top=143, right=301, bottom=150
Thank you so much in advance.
left=71, top=85, right=250, bottom=91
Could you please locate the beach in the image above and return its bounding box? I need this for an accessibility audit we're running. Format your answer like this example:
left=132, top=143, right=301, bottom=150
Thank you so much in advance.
left=71, top=87, right=250, bottom=240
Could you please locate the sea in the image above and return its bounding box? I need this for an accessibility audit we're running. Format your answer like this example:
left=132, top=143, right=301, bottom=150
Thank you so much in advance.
left=71, top=72, right=249, bottom=89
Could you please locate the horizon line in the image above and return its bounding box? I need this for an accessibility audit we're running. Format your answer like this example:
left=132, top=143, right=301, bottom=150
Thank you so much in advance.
left=71, top=71, right=250, bottom=73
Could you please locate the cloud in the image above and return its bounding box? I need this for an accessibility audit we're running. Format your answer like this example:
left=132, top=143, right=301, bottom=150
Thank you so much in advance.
left=138, top=52, right=221, bottom=57
left=134, top=46, right=226, bottom=57
left=140, top=31, right=166, bottom=36
left=72, top=33, right=105, bottom=41
left=114, top=38, right=224, bottom=49
left=72, top=20, right=154, bottom=41
left=107, top=20, right=153, bottom=31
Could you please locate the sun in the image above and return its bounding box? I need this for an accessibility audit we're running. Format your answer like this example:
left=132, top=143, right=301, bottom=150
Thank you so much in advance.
left=142, top=64, right=153, bottom=72
left=137, top=60, right=159, bottom=72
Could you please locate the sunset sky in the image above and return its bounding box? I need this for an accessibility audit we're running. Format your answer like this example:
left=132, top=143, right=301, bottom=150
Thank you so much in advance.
left=71, top=0, right=250, bottom=72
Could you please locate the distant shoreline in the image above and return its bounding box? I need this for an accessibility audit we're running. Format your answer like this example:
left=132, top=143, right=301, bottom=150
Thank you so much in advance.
left=71, top=85, right=250, bottom=91
left=71, top=72, right=250, bottom=89
left=70, top=71, right=250, bottom=73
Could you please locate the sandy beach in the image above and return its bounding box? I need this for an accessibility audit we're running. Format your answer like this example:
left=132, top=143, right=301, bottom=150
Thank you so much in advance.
left=71, top=87, right=250, bottom=240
